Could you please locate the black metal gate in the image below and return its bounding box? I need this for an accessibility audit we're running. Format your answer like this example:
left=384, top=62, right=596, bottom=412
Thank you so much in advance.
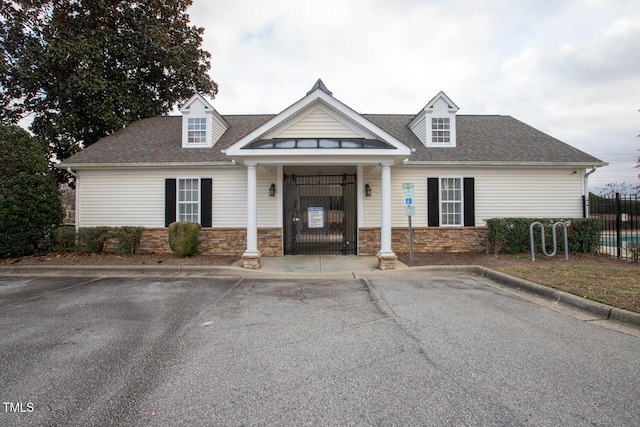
left=284, top=174, right=357, bottom=255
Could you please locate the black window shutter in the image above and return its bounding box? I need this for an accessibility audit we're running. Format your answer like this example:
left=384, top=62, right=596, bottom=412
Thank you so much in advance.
left=201, top=178, right=212, bottom=227
left=463, top=177, right=475, bottom=227
left=427, top=178, right=439, bottom=226
left=165, top=179, right=177, bottom=227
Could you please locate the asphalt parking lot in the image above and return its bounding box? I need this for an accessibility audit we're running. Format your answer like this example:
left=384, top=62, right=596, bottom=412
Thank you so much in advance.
left=1, top=273, right=639, bottom=426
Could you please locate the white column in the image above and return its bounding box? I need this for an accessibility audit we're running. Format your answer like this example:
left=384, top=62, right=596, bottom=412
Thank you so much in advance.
left=357, top=165, right=364, bottom=229
left=378, top=162, right=395, bottom=257
left=276, top=165, right=283, bottom=228
left=243, top=162, right=260, bottom=257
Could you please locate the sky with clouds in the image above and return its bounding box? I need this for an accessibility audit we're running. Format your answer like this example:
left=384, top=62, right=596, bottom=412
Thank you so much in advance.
left=188, top=0, right=640, bottom=193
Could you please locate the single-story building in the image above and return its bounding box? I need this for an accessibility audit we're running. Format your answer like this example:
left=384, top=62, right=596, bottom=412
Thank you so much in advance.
left=60, top=79, right=606, bottom=269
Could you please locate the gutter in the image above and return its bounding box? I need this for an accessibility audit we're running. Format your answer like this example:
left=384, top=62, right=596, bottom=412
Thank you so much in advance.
left=57, top=160, right=238, bottom=169
left=584, top=166, right=598, bottom=178
left=402, top=159, right=609, bottom=167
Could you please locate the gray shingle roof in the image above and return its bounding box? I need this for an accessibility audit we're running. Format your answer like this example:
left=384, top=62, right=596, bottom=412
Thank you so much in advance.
left=365, top=114, right=604, bottom=164
left=61, top=113, right=604, bottom=166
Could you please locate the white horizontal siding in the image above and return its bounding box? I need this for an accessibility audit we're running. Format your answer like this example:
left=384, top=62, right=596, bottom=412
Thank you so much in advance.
left=78, top=166, right=264, bottom=228
left=78, top=169, right=166, bottom=227
left=78, top=164, right=584, bottom=231
left=362, top=169, right=382, bottom=227
left=472, top=168, right=583, bottom=223
left=211, top=115, right=228, bottom=145
left=275, top=108, right=362, bottom=138
left=408, top=114, right=427, bottom=145
left=210, top=168, right=246, bottom=227
left=391, top=166, right=584, bottom=227
left=256, top=167, right=278, bottom=227
left=361, top=166, right=584, bottom=228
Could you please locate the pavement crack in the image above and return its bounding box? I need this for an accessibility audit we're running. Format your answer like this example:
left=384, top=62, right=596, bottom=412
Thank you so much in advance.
left=361, top=278, right=439, bottom=368
left=360, top=278, right=397, bottom=318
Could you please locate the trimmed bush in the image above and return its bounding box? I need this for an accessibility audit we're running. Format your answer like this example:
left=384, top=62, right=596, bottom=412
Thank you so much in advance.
left=168, top=222, right=201, bottom=258
left=113, top=226, right=143, bottom=255
left=487, top=217, right=601, bottom=255
left=76, top=227, right=112, bottom=254
left=55, top=226, right=77, bottom=253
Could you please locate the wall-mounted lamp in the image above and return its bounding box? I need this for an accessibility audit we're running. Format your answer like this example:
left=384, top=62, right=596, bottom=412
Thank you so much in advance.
left=269, top=183, right=276, bottom=197
left=365, top=183, right=372, bottom=197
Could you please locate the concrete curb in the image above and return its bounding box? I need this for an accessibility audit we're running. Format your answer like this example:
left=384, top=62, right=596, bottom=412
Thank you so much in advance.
left=471, top=266, right=640, bottom=328
left=354, top=264, right=640, bottom=328
left=2, top=263, right=639, bottom=328
left=0, top=264, right=365, bottom=279
left=1, top=265, right=235, bottom=278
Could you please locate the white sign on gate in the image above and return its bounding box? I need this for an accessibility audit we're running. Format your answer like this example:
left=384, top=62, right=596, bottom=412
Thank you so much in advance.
left=307, top=207, right=324, bottom=228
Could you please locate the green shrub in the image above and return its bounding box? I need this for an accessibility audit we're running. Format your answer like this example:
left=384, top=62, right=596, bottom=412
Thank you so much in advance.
left=486, top=217, right=601, bottom=255
left=55, top=226, right=77, bottom=253
left=168, top=222, right=201, bottom=258
left=77, top=227, right=112, bottom=254
left=566, top=218, right=601, bottom=253
left=113, top=226, right=143, bottom=255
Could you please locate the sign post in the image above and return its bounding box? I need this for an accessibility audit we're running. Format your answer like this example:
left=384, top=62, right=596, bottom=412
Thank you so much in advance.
left=402, top=183, right=415, bottom=261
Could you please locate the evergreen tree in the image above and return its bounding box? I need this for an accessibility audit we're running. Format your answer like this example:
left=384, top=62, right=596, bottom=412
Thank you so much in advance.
left=0, top=124, right=63, bottom=257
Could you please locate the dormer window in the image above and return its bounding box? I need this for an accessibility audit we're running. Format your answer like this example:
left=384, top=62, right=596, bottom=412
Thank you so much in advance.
left=431, top=118, right=450, bottom=144
left=179, top=93, right=229, bottom=149
left=188, top=118, right=207, bottom=145
left=408, top=91, right=459, bottom=148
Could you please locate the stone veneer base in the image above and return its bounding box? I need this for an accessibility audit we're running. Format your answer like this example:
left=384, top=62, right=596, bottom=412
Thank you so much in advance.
left=242, top=255, right=261, bottom=269
left=359, top=227, right=488, bottom=255
left=377, top=255, right=397, bottom=270
left=135, top=226, right=487, bottom=258
left=137, top=227, right=282, bottom=257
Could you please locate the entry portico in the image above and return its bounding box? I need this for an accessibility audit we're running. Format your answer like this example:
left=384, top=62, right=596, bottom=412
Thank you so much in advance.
left=225, top=80, right=411, bottom=269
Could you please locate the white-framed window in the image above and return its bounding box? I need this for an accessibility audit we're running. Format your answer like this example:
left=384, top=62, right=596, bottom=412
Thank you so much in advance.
left=177, top=178, right=200, bottom=223
left=187, top=117, right=207, bottom=145
left=440, top=177, right=462, bottom=226
left=431, top=118, right=450, bottom=144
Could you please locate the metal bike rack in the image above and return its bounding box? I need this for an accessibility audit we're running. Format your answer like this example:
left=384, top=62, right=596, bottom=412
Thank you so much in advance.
left=529, top=221, right=569, bottom=262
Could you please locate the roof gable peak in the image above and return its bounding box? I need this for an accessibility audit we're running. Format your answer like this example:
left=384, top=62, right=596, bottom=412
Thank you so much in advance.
left=225, top=81, right=411, bottom=159
left=307, top=79, right=333, bottom=96
left=179, top=93, right=214, bottom=113
left=424, top=91, right=459, bottom=113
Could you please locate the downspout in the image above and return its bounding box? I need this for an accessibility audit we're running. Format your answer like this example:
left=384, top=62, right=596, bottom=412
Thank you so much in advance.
left=583, top=166, right=597, bottom=218
left=66, top=167, right=79, bottom=231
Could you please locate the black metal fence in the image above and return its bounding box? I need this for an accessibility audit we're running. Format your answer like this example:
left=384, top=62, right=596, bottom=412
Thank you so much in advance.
left=586, top=193, right=640, bottom=261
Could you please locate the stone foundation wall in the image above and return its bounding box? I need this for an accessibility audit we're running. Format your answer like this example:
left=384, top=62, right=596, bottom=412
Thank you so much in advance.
left=357, top=228, right=382, bottom=256
left=138, top=226, right=486, bottom=257
left=257, top=228, right=283, bottom=257
left=139, top=227, right=282, bottom=257
left=358, top=227, right=488, bottom=255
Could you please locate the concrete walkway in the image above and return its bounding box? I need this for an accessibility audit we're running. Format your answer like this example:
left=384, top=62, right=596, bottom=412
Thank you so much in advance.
left=242, top=255, right=407, bottom=272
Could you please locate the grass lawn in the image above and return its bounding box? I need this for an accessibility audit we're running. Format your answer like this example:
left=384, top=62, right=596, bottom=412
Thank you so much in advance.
left=497, top=264, right=640, bottom=314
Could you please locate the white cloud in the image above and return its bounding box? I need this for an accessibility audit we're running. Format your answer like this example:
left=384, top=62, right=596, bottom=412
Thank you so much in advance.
left=188, top=0, right=640, bottom=187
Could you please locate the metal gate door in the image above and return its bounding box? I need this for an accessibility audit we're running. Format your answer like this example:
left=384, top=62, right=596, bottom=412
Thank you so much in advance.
left=284, top=174, right=357, bottom=255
